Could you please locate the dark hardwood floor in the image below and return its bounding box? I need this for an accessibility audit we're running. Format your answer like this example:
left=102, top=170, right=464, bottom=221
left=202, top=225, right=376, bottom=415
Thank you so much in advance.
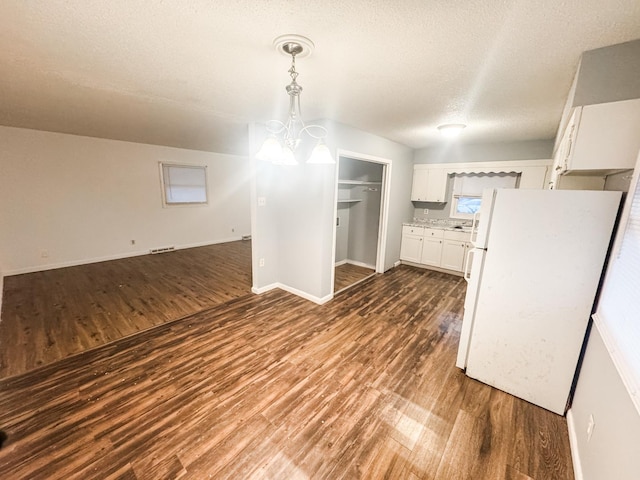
left=0, top=254, right=574, bottom=479
left=0, top=241, right=252, bottom=378
left=334, top=263, right=375, bottom=293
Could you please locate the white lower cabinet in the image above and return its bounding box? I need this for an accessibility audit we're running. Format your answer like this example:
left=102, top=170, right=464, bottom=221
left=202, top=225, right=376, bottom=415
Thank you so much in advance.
left=400, top=225, right=471, bottom=273
left=441, top=239, right=466, bottom=271
left=420, top=228, right=444, bottom=266
left=400, top=225, right=425, bottom=263
left=399, top=234, right=423, bottom=263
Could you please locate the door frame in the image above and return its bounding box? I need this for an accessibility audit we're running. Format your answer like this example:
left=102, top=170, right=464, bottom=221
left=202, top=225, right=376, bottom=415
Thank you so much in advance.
left=330, top=149, right=392, bottom=295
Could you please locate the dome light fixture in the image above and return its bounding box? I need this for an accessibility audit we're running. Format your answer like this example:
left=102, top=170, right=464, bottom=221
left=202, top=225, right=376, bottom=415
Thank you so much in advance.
left=437, top=123, right=467, bottom=139
left=256, top=35, right=334, bottom=165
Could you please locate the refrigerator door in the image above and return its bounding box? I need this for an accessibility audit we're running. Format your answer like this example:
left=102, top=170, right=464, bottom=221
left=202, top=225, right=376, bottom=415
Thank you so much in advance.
left=471, top=189, right=498, bottom=249
left=465, top=189, right=621, bottom=414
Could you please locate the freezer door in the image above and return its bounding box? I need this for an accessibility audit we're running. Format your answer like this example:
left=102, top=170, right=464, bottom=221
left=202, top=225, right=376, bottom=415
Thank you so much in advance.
left=456, top=247, right=486, bottom=369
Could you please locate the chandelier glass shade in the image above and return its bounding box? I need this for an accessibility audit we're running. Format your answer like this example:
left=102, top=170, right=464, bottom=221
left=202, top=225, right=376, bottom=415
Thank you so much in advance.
left=256, top=35, right=334, bottom=165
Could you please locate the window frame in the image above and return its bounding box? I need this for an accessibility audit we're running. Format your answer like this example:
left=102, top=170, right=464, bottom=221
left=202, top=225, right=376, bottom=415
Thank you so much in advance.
left=159, top=162, right=209, bottom=207
left=450, top=194, right=483, bottom=219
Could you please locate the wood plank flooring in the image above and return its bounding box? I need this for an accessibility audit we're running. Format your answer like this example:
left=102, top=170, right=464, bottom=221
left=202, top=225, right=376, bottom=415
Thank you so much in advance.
left=334, top=263, right=375, bottom=293
left=0, top=241, right=252, bottom=378
left=0, top=263, right=574, bottom=479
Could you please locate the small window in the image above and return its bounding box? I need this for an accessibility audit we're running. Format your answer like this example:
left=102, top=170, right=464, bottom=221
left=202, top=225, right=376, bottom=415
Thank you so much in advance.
left=449, top=172, right=519, bottom=219
left=160, top=163, right=208, bottom=206
left=453, top=195, right=482, bottom=216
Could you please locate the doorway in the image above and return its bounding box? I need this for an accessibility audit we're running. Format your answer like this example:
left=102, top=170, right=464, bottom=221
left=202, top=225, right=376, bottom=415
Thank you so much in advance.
left=333, top=154, right=388, bottom=294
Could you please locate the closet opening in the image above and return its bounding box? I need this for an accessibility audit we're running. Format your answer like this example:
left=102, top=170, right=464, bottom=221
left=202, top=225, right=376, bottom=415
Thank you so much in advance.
left=333, top=154, right=389, bottom=294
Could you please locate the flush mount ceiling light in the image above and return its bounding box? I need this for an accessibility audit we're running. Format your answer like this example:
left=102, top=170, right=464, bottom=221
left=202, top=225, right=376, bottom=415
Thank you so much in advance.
left=256, top=34, right=334, bottom=165
left=437, top=123, right=467, bottom=139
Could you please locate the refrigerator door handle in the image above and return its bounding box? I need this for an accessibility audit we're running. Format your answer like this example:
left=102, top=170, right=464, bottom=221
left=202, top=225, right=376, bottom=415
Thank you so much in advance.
left=464, top=248, right=475, bottom=282
left=470, top=211, right=479, bottom=244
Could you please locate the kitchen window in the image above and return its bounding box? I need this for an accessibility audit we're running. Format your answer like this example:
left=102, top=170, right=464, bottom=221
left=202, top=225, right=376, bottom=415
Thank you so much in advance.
left=160, top=163, right=208, bottom=206
left=450, top=172, right=519, bottom=219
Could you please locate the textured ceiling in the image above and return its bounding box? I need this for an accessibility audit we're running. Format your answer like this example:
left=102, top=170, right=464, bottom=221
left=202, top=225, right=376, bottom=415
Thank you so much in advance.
left=1, top=0, right=639, bottom=155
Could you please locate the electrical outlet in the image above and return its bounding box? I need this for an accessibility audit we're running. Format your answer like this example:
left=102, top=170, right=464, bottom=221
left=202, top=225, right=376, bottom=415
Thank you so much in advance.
left=40, top=249, right=49, bottom=258
left=259, top=258, right=265, bottom=267
left=131, top=239, right=136, bottom=245
left=424, top=208, right=429, bottom=215
left=231, top=228, right=235, bottom=233
left=258, top=197, right=266, bottom=207
left=586, top=414, right=595, bottom=441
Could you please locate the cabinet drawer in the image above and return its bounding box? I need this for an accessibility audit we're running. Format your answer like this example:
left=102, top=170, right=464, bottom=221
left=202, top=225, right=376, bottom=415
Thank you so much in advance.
left=403, top=225, right=424, bottom=235
left=423, top=228, right=444, bottom=238
left=444, top=230, right=471, bottom=241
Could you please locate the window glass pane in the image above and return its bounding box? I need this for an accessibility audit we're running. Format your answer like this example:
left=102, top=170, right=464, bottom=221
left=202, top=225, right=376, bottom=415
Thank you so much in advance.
left=456, top=196, right=482, bottom=214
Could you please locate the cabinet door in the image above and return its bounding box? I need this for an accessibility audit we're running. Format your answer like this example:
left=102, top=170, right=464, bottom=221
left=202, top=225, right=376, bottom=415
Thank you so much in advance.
left=570, top=99, right=640, bottom=172
left=411, top=169, right=429, bottom=201
left=441, top=239, right=466, bottom=271
left=400, top=234, right=423, bottom=263
left=421, top=237, right=443, bottom=266
left=425, top=168, right=447, bottom=202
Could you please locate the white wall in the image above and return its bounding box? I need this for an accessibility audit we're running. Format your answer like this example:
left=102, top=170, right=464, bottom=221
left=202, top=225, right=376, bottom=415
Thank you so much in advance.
left=0, top=126, right=251, bottom=275
left=568, top=325, right=640, bottom=480
left=413, top=139, right=553, bottom=164
left=250, top=120, right=414, bottom=302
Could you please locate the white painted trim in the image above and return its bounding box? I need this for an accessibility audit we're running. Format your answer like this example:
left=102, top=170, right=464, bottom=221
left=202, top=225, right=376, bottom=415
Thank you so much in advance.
left=344, top=259, right=376, bottom=270
left=3, top=236, right=245, bottom=276
left=333, top=149, right=392, bottom=289
left=377, top=160, right=391, bottom=273
left=251, top=282, right=333, bottom=305
left=251, top=283, right=279, bottom=295
left=337, top=149, right=396, bottom=165
left=394, top=260, right=401, bottom=268
left=278, top=283, right=333, bottom=305
left=334, top=259, right=348, bottom=267
left=566, top=409, right=585, bottom=480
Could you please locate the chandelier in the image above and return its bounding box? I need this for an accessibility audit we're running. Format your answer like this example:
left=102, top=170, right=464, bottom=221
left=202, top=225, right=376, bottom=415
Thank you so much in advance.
left=256, top=35, right=334, bottom=165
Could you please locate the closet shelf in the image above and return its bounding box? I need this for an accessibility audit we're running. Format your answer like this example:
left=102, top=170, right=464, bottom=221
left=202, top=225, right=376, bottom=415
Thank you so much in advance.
left=337, top=199, right=363, bottom=204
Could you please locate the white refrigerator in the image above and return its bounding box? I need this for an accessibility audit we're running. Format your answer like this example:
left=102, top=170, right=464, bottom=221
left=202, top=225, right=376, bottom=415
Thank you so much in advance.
left=456, top=188, right=621, bottom=415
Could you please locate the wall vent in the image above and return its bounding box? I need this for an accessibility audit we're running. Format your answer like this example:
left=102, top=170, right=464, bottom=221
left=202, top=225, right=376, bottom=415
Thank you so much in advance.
left=150, top=246, right=175, bottom=254
left=241, top=235, right=252, bottom=241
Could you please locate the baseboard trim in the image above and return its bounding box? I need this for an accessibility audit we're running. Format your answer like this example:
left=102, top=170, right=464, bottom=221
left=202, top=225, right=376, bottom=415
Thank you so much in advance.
left=5, top=237, right=244, bottom=276
left=400, top=260, right=464, bottom=277
left=566, top=409, right=584, bottom=480
left=251, top=283, right=279, bottom=295
left=252, top=282, right=332, bottom=305
left=345, top=259, right=376, bottom=270
left=277, top=283, right=333, bottom=305
left=334, top=259, right=348, bottom=267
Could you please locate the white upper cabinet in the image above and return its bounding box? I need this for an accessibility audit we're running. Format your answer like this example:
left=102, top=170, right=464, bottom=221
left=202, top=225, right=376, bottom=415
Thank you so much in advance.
left=554, top=98, right=640, bottom=176
left=411, top=166, right=447, bottom=202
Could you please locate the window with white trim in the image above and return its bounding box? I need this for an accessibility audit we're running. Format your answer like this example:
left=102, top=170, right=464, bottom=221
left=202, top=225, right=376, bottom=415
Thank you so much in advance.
left=160, top=163, right=208, bottom=206
left=450, top=172, right=519, bottom=219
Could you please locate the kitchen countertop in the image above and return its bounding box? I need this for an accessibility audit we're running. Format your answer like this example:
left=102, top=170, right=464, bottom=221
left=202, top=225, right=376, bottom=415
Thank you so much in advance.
left=403, top=222, right=473, bottom=233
